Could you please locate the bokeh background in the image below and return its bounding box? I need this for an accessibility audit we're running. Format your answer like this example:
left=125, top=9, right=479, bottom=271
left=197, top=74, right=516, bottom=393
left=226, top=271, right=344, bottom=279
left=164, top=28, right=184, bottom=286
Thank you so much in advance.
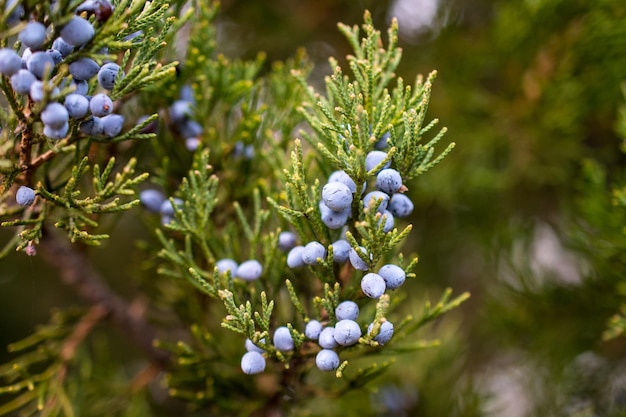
left=2, top=0, right=626, bottom=415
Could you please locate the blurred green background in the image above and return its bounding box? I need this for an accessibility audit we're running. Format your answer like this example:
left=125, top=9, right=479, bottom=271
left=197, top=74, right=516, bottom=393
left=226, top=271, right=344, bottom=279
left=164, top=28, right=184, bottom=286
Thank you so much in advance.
left=3, top=0, right=626, bottom=415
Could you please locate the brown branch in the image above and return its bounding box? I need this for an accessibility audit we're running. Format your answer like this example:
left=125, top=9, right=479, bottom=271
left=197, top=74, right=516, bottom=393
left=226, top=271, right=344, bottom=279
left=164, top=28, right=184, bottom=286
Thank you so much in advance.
left=38, top=225, right=171, bottom=368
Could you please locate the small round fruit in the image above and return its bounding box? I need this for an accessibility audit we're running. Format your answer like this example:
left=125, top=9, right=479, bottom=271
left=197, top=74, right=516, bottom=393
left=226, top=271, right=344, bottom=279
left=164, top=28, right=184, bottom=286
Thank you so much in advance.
left=365, top=150, right=391, bottom=173
left=328, top=170, right=359, bottom=194
left=89, top=93, right=113, bottom=117
left=101, top=114, right=124, bottom=137
left=378, top=264, right=406, bottom=290
left=41, top=103, right=69, bottom=129
left=26, top=52, right=55, bottom=79
left=52, top=37, right=73, bottom=57
left=378, top=210, right=394, bottom=233
left=10, top=69, right=36, bottom=94
left=69, top=57, right=100, bottom=81
left=241, top=351, right=265, bottom=375
left=322, top=181, right=353, bottom=212
left=335, top=301, right=359, bottom=321
left=215, top=258, right=238, bottom=275
left=159, top=197, right=183, bottom=217
left=43, top=122, right=69, bottom=140
left=319, top=201, right=350, bottom=230
left=245, top=338, right=265, bottom=353
left=333, top=319, right=362, bottom=346
left=349, top=246, right=370, bottom=271
left=139, top=189, right=165, bottom=213
left=363, top=191, right=389, bottom=212
left=330, top=239, right=351, bottom=264
left=80, top=117, right=104, bottom=136
left=376, top=168, right=403, bottom=195
left=318, top=327, right=338, bottom=349
left=64, top=93, right=90, bottom=118
left=305, top=320, right=322, bottom=340
left=316, top=349, right=340, bottom=372
left=97, top=62, right=121, bottom=90
left=286, top=246, right=305, bottom=268
left=235, top=260, right=263, bottom=281
left=368, top=321, right=394, bottom=345
left=0, top=48, right=22, bottom=76
left=361, top=273, right=386, bottom=298
left=273, top=326, right=294, bottom=351
left=301, top=241, right=326, bottom=265
left=16, top=186, right=35, bottom=206
left=278, top=231, right=298, bottom=252
left=389, top=193, right=414, bottom=218
left=60, top=16, right=95, bottom=47
left=19, top=22, right=47, bottom=50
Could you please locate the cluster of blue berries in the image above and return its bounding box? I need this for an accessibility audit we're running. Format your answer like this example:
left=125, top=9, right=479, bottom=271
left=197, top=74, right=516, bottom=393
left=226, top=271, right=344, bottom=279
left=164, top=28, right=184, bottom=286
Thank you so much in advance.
left=0, top=1, right=126, bottom=140
left=168, top=86, right=203, bottom=151
left=139, top=188, right=183, bottom=225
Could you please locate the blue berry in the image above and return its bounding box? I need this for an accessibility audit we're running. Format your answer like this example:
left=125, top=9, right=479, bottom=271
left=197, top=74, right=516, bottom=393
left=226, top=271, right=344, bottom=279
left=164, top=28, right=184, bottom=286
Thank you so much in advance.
left=319, top=201, right=350, bottom=229
left=321, top=182, right=353, bottom=211
left=139, top=189, right=165, bottom=213
left=16, top=186, right=35, bottom=206
left=368, top=321, right=394, bottom=345
left=41, top=103, right=69, bottom=129
left=69, top=57, right=100, bottom=81
left=60, top=17, right=95, bottom=47
left=278, top=231, right=298, bottom=252
left=0, top=48, right=23, bottom=76
left=70, top=79, right=89, bottom=96
left=363, top=191, right=389, bottom=212
left=287, top=246, right=305, bottom=268
left=241, top=351, right=265, bottom=375
left=185, top=137, right=200, bottom=151
left=349, top=246, right=370, bottom=271
left=43, top=122, right=69, bottom=140
left=52, top=37, right=74, bottom=57
left=375, top=131, right=390, bottom=150
left=64, top=93, right=90, bottom=118
left=388, top=193, right=414, bottom=218
left=235, top=260, right=263, bottom=281
left=5, top=0, right=24, bottom=26
left=361, top=273, right=386, bottom=298
left=97, top=62, right=121, bottom=90
left=378, top=264, right=406, bottom=290
left=301, top=241, right=326, bottom=265
left=330, top=239, right=351, bottom=264
left=376, top=168, right=403, bottom=195
left=26, top=52, right=55, bottom=79
left=45, top=49, right=63, bottom=65
left=328, top=170, right=359, bottom=194
left=318, top=327, right=338, bottom=349
left=333, top=319, right=362, bottom=346
left=159, top=197, right=183, bottom=217
left=80, top=116, right=104, bottom=136
left=365, top=150, right=391, bottom=173
left=19, top=22, right=47, bottom=50
left=335, top=301, right=359, bottom=321
left=101, top=114, right=124, bottom=137
left=89, top=93, right=113, bottom=117
left=169, top=100, right=192, bottom=124
left=316, top=349, right=340, bottom=371
left=245, top=338, right=265, bottom=353
left=378, top=210, right=394, bottom=233
left=178, top=119, right=203, bottom=139
left=305, top=320, right=322, bottom=340
left=273, top=326, right=294, bottom=351
left=29, top=81, right=59, bottom=102
left=215, top=258, right=238, bottom=275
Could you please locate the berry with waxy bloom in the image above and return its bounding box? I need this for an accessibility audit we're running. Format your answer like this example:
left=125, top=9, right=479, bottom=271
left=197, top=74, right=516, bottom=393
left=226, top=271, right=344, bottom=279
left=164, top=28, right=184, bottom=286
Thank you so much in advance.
left=333, top=319, right=362, bottom=346
left=361, top=273, right=386, bottom=298
left=301, top=241, right=326, bottom=265
left=349, top=246, right=370, bottom=271
left=60, top=16, right=95, bottom=47
left=139, top=189, right=165, bottom=213
left=16, top=186, right=35, bottom=207
left=378, top=264, right=406, bottom=290
left=278, top=231, right=298, bottom=252
left=235, top=260, right=263, bottom=281
left=318, top=327, right=338, bottom=349
left=365, top=150, right=391, bottom=172
left=286, top=245, right=305, bottom=268
left=330, top=239, right=351, bottom=264
left=305, top=320, right=322, bottom=340
left=376, top=168, right=403, bottom=195
left=215, top=258, right=238, bottom=275
left=335, top=301, right=359, bottom=321
left=241, top=351, right=265, bottom=375
left=322, top=181, right=353, bottom=212
left=273, top=326, right=294, bottom=351
left=368, top=321, right=394, bottom=345
left=0, top=48, right=22, bottom=76
left=316, top=349, right=340, bottom=371
left=388, top=193, right=414, bottom=218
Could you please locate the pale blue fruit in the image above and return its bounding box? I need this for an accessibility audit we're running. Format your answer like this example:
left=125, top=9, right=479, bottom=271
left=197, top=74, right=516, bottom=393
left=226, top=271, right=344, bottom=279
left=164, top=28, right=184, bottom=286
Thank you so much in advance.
left=89, top=93, right=113, bottom=117
left=335, top=301, right=359, bottom=321
left=10, top=69, right=36, bottom=94
left=378, top=264, right=406, bottom=290
left=41, top=103, right=68, bottom=129
left=101, top=114, right=124, bottom=137
left=19, top=22, right=46, bottom=50
left=60, top=17, right=94, bottom=47
left=349, top=246, right=370, bottom=271
left=235, top=260, right=263, bottom=281
left=361, top=273, right=386, bottom=298
left=378, top=210, right=394, bottom=233
left=368, top=321, right=394, bottom=345
left=365, top=150, right=391, bottom=173
left=43, top=122, right=69, bottom=140
left=319, top=201, right=350, bottom=229
left=64, top=93, right=90, bottom=118
left=316, top=349, right=340, bottom=371
left=245, top=338, right=265, bottom=353
left=333, top=319, right=362, bottom=346
left=330, top=239, right=351, bottom=264
left=241, top=351, right=265, bottom=375
left=69, top=57, right=100, bottom=81
left=97, top=62, right=121, bottom=90
left=286, top=246, right=305, bottom=268
left=305, top=320, right=322, bottom=340
left=328, top=170, right=358, bottom=194
left=215, top=258, right=238, bottom=275
left=278, top=231, right=298, bottom=252
left=26, top=52, right=55, bottom=79
left=139, top=189, right=165, bottom=213
left=388, top=193, right=414, bottom=218
left=318, top=327, right=338, bottom=349
left=376, top=168, right=403, bottom=195
left=363, top=191, right=389, bottom=212
left=273, top=326, right=294, bottom=351
left=322, top=181, right=353, bottom=211
left=301, top=241, right=326, bottom=265
left=0, top=48, right=22, bottom=76
left=16, top=186, right=35, bottom=206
